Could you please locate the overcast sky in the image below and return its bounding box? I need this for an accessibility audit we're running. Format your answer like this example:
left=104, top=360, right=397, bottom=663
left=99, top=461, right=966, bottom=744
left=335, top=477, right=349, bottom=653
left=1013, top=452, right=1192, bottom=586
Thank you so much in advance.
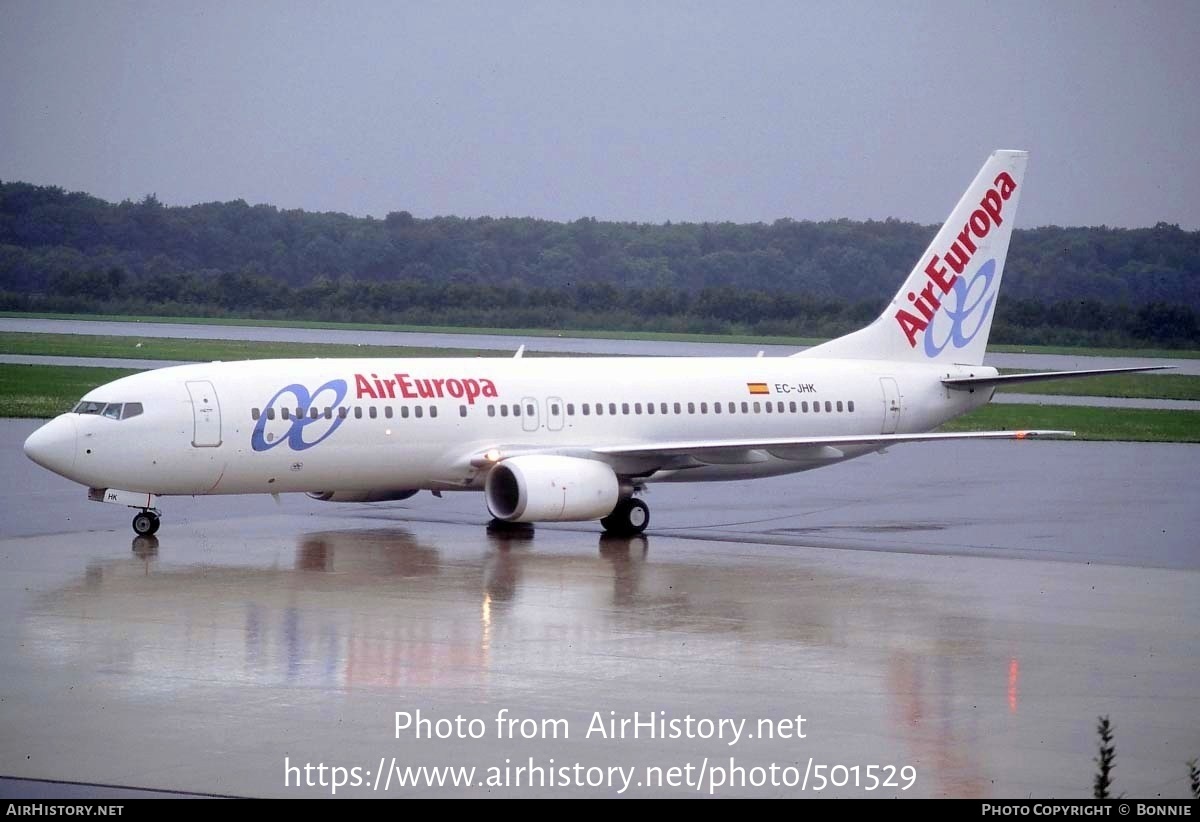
left=2, top=1, right=1197, bottom=228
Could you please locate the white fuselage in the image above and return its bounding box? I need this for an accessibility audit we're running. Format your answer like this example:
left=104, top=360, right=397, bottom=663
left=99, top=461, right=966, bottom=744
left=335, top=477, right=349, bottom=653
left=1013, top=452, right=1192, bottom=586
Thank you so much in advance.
left=25, top=356, right=995, bottom=498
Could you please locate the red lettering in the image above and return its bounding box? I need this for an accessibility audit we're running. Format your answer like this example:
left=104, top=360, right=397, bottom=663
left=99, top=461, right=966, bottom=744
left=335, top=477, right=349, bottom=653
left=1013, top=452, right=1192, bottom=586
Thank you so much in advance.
left=355, top=373, right=377, bottom=399
left=895, top=310, right=928, bottom=347
left=981, top=188, right=1003, bottom=225
left=944, top=241, right=970, bottom=275
left=919, top=282, right=943, bottom=312
left=356, top=373, right=499, bottom=403
left=925, top=256, right=958, bottom=294
left=956, top=225, right=978, bottom=255
left=994, top=171, right=1016, bottom=199
left=907, top=291, right=935, bottom=321
left=969, top=209, right=990, bottom=238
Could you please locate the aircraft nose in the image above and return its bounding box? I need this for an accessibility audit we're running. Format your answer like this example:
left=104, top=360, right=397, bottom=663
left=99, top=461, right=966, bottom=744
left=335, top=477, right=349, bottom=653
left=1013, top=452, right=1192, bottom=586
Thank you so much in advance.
left=24, top=415, right=77, bottom=476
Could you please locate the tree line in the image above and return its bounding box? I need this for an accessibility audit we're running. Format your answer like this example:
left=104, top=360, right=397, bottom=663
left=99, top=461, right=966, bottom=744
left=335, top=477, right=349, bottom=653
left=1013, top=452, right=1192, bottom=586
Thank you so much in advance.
left=1, top=180, right=1197, bottom=346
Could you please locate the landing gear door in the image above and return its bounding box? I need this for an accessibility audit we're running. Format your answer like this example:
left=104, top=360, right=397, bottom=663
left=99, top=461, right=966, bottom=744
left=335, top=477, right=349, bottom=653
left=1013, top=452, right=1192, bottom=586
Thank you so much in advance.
left=879, top=377, right=901, bottom=435
left=185, top=380, right=222, bottom=447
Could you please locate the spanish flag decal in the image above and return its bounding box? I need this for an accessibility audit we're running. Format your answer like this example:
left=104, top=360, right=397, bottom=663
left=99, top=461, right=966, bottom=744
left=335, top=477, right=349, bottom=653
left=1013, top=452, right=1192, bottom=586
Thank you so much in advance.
left=747, top=382, right=770, bottom=395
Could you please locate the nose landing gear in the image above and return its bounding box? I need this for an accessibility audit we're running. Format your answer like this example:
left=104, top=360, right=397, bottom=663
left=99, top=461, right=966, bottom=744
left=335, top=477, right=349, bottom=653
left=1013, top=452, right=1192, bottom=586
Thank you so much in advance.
left=132, top=510, right=161, bottom=536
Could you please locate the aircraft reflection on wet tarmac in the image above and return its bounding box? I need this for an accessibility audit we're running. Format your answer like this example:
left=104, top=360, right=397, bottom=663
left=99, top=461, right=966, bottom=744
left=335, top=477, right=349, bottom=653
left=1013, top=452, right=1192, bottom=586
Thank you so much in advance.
left=18, top=524, right=1007, bottom=796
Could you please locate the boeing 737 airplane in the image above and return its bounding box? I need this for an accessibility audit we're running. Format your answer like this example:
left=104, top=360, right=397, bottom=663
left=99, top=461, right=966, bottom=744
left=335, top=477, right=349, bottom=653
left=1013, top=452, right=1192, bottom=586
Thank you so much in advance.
left=23, top=150, right=1166, bottom=536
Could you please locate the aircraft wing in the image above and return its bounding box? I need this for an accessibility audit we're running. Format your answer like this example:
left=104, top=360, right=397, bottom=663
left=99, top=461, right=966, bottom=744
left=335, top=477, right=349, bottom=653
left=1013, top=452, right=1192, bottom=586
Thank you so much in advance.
left=589, top=429, right=1073, bottom=459
left=469, top=429, right=1074, bottom=471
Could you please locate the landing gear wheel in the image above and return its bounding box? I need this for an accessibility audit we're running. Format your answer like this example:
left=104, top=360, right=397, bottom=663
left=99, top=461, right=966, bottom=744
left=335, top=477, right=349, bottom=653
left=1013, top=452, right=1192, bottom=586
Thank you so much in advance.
left=601, top=498, right=649, bottom=536
left=132, top=511, right=160, bottom=536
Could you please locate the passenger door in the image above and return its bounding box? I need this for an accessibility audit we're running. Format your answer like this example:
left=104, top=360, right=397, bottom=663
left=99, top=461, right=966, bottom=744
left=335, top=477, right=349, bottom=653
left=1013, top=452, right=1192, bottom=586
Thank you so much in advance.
left=185, top=380, right=223, bottom=447
left=879, top=377, right=901, bottom=435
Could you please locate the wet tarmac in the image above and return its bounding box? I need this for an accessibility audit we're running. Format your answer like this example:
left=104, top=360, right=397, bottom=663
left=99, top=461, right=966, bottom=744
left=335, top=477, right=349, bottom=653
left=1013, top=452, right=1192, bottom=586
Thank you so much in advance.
left=1, top=419, right=1197, bottom=798
left=4, top=317, right=1197, bottom=375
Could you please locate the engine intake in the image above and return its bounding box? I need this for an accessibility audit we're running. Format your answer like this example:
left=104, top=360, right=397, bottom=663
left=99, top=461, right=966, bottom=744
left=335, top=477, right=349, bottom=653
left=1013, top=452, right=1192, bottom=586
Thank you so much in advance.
left=485, top=455, right=619, bottom=523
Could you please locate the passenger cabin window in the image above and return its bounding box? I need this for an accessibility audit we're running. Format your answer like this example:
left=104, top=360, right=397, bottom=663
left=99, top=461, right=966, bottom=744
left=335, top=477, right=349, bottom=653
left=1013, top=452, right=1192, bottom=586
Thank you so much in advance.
left=460, top=405, right=468, bottom=417
left=252, top=408, right=261, bottom=421
left=848, top=401, right=855, bottom=413
left=353, top=407, right=362, bottom=419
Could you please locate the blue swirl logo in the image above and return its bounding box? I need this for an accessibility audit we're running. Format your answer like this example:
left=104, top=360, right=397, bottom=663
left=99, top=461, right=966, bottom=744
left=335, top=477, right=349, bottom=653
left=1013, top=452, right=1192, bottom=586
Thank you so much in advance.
left=924, top=258, right=997, bottom=358
left=251, top=379, right=348, bottom=452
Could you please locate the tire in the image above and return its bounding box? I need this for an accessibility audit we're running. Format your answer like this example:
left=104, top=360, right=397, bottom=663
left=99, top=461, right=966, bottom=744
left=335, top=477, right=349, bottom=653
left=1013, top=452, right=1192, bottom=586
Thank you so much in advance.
left=601, top=498, right=649, bottom=536
left=132, top=511, right=158, bottom=536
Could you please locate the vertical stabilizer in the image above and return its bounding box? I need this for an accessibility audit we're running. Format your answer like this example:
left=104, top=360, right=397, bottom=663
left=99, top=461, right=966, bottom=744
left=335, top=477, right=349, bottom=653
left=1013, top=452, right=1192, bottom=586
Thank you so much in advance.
left=796, top=150, right=1028, bottom=365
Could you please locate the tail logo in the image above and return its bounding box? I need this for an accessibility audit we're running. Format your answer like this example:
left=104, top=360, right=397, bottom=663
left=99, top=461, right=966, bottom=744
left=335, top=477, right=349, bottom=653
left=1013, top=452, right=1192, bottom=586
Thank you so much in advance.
left=895, top=170, right=1017, bottom=349
left=922, top=259, right=997, bottom=357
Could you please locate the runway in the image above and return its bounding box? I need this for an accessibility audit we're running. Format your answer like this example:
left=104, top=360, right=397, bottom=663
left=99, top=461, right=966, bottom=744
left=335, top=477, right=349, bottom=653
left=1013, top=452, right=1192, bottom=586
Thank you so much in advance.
left=1, top=419, right=1197, bottom=798
left=4, top=317, right=1198, bottom=374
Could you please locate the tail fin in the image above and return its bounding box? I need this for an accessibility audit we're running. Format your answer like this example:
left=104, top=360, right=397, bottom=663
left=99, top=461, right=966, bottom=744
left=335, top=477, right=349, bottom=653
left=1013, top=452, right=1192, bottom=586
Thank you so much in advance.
left=796, top=150, right=1028, bottom=365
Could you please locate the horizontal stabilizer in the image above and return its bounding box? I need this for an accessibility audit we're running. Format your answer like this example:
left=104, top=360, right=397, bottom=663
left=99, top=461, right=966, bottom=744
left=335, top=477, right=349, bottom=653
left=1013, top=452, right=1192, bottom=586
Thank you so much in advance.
left=943, top=365, right=1173, bottom=390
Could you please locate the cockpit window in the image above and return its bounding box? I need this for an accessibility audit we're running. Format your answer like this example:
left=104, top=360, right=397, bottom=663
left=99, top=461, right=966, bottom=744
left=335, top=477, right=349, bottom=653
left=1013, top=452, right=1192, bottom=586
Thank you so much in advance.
left=72, top=400, right=144, bottom=419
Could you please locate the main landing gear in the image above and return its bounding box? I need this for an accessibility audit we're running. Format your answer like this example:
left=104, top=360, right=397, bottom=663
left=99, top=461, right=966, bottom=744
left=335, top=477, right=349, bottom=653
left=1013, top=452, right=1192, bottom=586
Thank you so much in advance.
left=132, top=510, right=161, bottom=537
left=601, top=497, right=649, bottom=537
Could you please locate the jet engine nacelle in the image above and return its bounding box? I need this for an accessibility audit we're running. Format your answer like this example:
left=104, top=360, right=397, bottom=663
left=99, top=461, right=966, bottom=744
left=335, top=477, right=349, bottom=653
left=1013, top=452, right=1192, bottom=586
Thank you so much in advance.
left=307, top=489, right=420, bottom=503
left=485, top=455, right=619, bottom=523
